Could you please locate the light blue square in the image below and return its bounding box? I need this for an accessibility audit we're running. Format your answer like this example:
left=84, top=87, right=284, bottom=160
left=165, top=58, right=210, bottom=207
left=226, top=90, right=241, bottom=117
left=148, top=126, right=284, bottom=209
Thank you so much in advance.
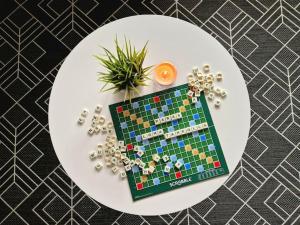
left=132, top=165, right=139, bottom=173
left=171, top=137, right=177, bottom=143
left=160, top=140, right=167, bottom=147
left=143, top=139, right=149, bottom=145
left=139, top=146, right=145, bottom=151
left=189, top=120, right=196, bottom=126
left=132, top=102, right=139, bottom=109
left=151, top=125, right=157, bottom=131
left=162, top=105, right=168, bottom=112
left=136, top=135, right=142, bottom=142
left=153, top=178, right=160, bottom=185
left=172, top=120, right=178, bottom=126
left=193, top=113, right=200, bottom=120
left=167, top=162, right=173, bottom=168
left=195, top=101, right=202, bottom=108
left=170, top=155, right=177, bottom=162
left=208, top=144, right=215, bottom=151
left=151, top=108, right=158, bottom=115
left=145, top=104, right=151, bottom=111
left=185, top=163, right=191, bottom=170
left=166, top=98, right=173, bottom=105
left=156, top=147, right=163, bottom=154
left=200, top=134, right=206, bottom=142
left=192, top=131, right=199, bottom=137
left=178, top=141, right=185, bottom=148
left=168, top=126, right=174, bottom=132
left=158, top=112, right=165, bottom=118
left=121, top=122, right=127, bottom=129
left=174, top=90, right=181, bottom=97
left=129, top=131, right=135, bottom=138
left=197, top=165, right=204, bottom=173
left=178, top=158, right=184, bottom=164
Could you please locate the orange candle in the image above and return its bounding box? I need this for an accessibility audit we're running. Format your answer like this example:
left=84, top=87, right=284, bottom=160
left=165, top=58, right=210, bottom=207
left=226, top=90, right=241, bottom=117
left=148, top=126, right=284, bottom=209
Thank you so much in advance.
left=154, top=62, right=177, bottom=85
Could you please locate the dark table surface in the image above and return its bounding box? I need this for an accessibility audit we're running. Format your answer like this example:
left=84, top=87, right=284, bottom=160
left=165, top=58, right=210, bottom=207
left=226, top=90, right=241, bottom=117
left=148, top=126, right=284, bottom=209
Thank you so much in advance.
left=0, top=0, right=299, bottom=224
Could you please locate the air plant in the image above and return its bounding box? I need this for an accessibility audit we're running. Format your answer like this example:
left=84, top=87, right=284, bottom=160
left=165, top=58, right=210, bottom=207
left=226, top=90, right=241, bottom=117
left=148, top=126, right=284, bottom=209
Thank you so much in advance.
left=95, top=38, right=152, bottom=101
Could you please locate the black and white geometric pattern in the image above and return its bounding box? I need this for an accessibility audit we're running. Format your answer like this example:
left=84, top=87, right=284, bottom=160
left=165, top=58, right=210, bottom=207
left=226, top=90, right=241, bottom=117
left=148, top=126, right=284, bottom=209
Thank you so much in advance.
left=0, top=0, right=299, bottom=224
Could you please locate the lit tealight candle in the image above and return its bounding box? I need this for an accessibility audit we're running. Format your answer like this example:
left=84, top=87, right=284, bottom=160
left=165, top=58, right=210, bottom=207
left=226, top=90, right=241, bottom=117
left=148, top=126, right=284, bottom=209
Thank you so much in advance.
left=154, top=62, right=177, bottom=86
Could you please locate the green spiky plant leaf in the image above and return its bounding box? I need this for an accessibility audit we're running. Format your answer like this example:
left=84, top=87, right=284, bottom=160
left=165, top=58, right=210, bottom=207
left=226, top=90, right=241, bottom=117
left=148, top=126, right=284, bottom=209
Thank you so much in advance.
left=95, top=38, right=153, bottom=101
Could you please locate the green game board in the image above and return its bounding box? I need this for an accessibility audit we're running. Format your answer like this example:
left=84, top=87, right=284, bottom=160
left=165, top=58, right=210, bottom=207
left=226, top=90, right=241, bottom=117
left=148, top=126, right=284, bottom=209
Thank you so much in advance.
left=109, top=83, right=229, bottom=201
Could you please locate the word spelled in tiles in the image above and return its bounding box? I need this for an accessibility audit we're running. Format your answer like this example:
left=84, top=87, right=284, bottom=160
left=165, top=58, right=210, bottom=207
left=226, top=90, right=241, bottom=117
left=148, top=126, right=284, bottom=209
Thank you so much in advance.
left=164, top=122, right=208, bottom=139
left=154, top=112, right=182, bottom=125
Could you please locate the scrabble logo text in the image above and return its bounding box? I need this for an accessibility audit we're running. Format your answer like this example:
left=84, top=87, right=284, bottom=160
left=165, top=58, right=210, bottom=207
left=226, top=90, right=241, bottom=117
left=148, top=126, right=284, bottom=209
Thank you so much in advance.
left=169, top=177, right=192, bottom=187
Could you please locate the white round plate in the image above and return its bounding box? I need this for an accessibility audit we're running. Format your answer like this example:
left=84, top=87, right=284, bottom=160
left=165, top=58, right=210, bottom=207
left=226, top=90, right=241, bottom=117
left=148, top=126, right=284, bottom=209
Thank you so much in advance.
left=49, top=15, right=250, bottom=215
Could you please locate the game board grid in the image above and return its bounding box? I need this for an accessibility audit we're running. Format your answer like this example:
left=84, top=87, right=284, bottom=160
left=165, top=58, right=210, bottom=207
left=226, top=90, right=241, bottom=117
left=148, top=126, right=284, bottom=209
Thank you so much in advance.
left=116, top=88, right=220, bottom=189
left=110, top=83, right=229, bottom=200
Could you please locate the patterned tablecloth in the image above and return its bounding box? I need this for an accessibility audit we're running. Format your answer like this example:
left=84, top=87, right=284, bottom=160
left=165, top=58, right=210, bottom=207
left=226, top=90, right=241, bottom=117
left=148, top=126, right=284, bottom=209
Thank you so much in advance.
left=0, top=1, right=299, bottom=224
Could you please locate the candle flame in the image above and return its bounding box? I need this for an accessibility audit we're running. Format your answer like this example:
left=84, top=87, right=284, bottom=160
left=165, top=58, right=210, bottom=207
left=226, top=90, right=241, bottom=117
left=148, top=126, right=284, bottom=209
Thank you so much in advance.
left=162, top=70, right=169, bottom=79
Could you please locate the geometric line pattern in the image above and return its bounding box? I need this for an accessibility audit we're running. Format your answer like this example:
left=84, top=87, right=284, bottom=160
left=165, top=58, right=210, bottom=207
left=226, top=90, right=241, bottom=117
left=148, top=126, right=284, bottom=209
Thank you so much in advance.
left=0, top=0, right=299, bottom=224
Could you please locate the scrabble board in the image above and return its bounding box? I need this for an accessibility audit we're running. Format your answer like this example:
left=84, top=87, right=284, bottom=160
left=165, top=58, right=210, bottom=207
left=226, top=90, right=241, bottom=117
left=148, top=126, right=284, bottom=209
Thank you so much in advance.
left=109, top=83, right=229, bottom=201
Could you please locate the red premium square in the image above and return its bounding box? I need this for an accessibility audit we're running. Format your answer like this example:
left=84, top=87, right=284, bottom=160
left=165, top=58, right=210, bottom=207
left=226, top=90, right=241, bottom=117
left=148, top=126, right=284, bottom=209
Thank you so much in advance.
left=175, top=171, right=182, bottom=179
left=214, top=161, right=221, bottom=168
left=153, top=96, right=160, bottom=103
left=127, top=144, right=133, bottom=151
left=116, top=106, right=123, bottom=113
left=136, top=182, right=143, bottom=190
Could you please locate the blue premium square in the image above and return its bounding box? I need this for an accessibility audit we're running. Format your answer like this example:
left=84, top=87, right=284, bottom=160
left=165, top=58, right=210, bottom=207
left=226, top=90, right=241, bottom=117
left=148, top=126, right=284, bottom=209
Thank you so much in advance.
left=168, top=126, right=175, bottom=132
left=208, top=144, right=215, bottom=151
left=174, top=90, right=181, bottom=97
left=162, top=105, right=168, bottom=112
left=160, top=140, right=167, bottom=147
left=170, top=154, right=177, bottom=162
left=132, top=102, right=139, bottom=109
left=158, top=112, right=165, bottom=118
left=166, top=98, right=173, bottom=105
left=189, top=120, right=196, bottom=126
left=192, top=131, right=199, bottom=137
left=185, top=163, right=191, bottom=170
left=156, top=147, right=163, bottom=154
left=143, top=139, right=149, bottom=145
left=151, top=108, right=158, bottom=115
left=172, top=120, right=178, bottom=126
left=167, top=162, right=173, bottom=168
left=200, top=134, right=206, bottom=142
left=151, top=125, right=157, bottom=131
left=132, top=165, right=140, bottom=173
left=121, top=122, right=127, bottom=129
left=145, top=104, right=151, bottom=111
left=171, top=137, right=177, bottom=143
left=135, top=135, right=142, bottom=142
left=195, top=101, right=202, bottom=108
left=129, top=131, right=135, bottom=138
left=178, top=140, right=185, bottom=148
left=178, top=158, right=184, bottom=164
left=193, top=113, right=200, bottom=120
left=197, top=165, right=204, bottom=173
left=153, top=178, right=160, bottom=185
